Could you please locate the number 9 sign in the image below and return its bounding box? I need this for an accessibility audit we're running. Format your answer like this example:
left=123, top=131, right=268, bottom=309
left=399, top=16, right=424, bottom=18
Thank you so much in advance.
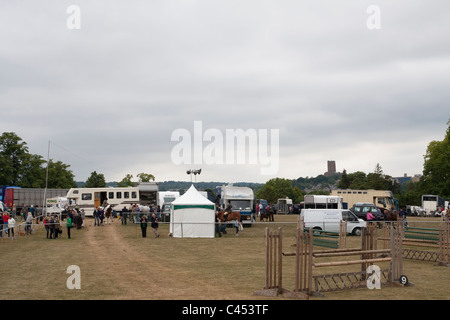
left=399, top=275, right=409, bottom=286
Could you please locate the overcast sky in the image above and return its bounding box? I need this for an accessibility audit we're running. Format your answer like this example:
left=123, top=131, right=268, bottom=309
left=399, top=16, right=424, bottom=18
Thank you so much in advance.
left=1, top=1, right=449, bottom=183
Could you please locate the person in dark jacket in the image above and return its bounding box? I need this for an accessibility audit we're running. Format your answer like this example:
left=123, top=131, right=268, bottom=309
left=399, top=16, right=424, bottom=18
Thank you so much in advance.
left=140, top=215, right=148, bottom=238
left=150, top=213, right=159, bottom=238
left=93, top=207, right=102, bottom=226
left=121, top=206, right=128, bottom=225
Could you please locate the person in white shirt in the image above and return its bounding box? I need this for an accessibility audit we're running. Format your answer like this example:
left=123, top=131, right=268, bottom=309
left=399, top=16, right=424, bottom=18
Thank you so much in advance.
left=8, top=215, right=16, bottom=240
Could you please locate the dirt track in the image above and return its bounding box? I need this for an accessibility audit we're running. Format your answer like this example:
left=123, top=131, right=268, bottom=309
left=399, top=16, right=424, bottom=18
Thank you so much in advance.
left=82, top=220, right=243, bottom=299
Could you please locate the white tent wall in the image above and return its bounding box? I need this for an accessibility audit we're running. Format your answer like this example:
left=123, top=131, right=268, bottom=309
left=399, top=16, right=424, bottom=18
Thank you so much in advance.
left=169, top=185, right=216, bottom=238
left=170, top=207, right=215, bottom=238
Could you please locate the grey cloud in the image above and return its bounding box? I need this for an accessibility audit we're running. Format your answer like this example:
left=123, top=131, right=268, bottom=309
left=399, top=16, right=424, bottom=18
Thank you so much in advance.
left=1, top=0, right=449, bottom=182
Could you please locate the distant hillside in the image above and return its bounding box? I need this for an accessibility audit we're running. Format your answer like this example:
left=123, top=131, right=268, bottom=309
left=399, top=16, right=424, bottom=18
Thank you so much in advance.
left=158, top=181, right=263, bottom=192
left=292, top=173, right=342, bottom=194
left=75, top=181, right=263, bottom=192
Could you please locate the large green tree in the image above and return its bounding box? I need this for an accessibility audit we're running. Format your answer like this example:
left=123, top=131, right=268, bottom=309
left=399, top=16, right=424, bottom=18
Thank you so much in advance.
left=46, top=160, right=77, bottom=189
left=347, top=171, right=367, bottom=189
left=18, top=153, right=46, bottom=187
left=256, top=177, right=303, bottom=204
left=419, top=120, right=450, bottom=197
left=117, top=174, right=134, bottom=187
left=137, top=172, right=155, bottom=182
left=366, top=163, right=398, bottom=192
left=117, top=172, right=156, bottom=187
left=336, top=164, right=397, bottom=192
left=85, top=171, right=106, bottom=188
left=0, top=132, right=30, bottom=185
left=338, top=169, right=351, bottom=189
left=0, top=132, right=76, bottom=188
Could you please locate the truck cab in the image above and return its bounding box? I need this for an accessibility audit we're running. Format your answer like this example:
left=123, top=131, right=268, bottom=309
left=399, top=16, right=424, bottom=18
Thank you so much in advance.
left=217, top=185, right=255, bottom=225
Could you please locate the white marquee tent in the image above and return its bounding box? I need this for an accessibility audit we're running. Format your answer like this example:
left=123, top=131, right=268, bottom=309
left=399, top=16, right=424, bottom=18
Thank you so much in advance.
left=169, top=185, right=216, bottom=238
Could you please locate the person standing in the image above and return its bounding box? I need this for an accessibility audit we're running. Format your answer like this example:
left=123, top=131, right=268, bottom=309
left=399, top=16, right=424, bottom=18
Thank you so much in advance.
left=93, top=207, right=101, bottom=226
left=66, top=216, right=73, bottom=239
left=74, top=210, right=82, bottom=229
left=3, top=212, right=9, bottom=237
left=54, top=216, right=60, bottom=239
left=366, top=210, right=375, bottom=224
left=29, top=205, right=35, bottom=218
left=140, top=215, right=148, bottom=238
left=80, top=209, right=86, bottom=227
left=8, top=214, right=16, bottom=240
left=398, top=207, right=408, bottom=227
left=150, top=213, right=159, bottom=238
left=256, top=202, right=260, bottom=219
left=121, top=206, right=128, bottom=225
left=99, top=208, right=105, bottom=226
left=43, top=216, right=50, bottom=239
left=48, top=216, right=55, bottom=239
left=26, top=212, right=32, bottom=235
left=234, top=219, right=239, bottom=236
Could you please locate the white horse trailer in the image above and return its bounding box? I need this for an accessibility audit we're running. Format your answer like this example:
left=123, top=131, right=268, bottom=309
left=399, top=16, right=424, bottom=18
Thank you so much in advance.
left=421, top=195, right=445, bottom=215
left=66, top=182, right=158, bottom=216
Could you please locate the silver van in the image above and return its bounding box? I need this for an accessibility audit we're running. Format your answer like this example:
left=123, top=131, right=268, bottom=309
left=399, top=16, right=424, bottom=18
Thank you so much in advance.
left=300, top=209, right=366, bottom=236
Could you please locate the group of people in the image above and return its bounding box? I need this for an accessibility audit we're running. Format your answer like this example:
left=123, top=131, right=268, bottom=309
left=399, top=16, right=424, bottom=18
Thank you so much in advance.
left=43, top=215, right=63, bottom=239
left=42, top=209, right=85, bottom=239
left=366, top=207, right=408, bottom=227
left=2, top=202, right=163, bottom=240
left=0, top=209, right=40, bottom=240
left=119, top=204, right=163, bottom=225
left=93, top=206, right=111, bottom=226
left=0, top=212, right=17, bottom=240
left=92, top=203, right=160, bottom=239
left=139, top=213, right=159, bottom=238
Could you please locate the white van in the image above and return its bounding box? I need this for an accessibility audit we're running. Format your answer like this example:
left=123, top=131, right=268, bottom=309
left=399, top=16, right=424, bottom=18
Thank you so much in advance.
left=300, top=209, right=366, bottom=236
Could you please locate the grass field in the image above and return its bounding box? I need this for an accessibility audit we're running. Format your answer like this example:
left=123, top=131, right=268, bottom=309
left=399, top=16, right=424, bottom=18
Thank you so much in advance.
left=0, top=215, right=449, bottom=300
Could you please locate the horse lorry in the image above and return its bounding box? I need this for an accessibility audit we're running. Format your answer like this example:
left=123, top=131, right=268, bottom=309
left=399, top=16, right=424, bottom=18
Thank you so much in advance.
left=216, top=185, right=255, bottom=225
left=1, top=186, right=69, bottom=216
left=330, top=189, right=398, bottom=211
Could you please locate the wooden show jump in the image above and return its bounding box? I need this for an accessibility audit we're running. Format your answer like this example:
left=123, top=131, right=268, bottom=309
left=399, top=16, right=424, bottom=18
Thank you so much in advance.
left=254, top=224, right=404, bottom=298
left=379, top=221, right=450, bottom=266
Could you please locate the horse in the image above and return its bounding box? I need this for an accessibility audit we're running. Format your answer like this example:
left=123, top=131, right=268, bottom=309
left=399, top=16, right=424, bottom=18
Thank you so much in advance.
left=104, top=205, right=113, bottom=224
left=387, top=210, right=397, bottom=221
left=217, top=210, right=241, bottom=223
left=215, top=210, right=242, bottom=237
left=377, top=208, right=398, bottom=228
left=260, top=208, right=274, bottom=222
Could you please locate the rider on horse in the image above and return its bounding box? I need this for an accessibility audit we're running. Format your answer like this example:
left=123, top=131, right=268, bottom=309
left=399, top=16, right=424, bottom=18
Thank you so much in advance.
left=224, top=201, right=232, bottom=221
